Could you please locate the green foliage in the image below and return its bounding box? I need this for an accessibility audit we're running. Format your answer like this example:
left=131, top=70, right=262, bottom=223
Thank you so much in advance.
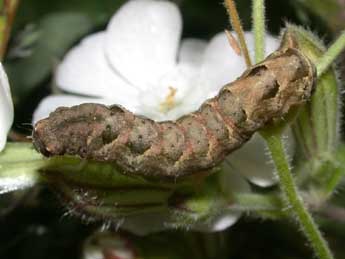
left=294, top=0, right=344, bottom=32
left=5, top=13, right=95, bottom=101
left=0, top=143, right=43, bottom=194
left=283, top=25, right=343, bottom=198
left=13, top=0, right=125, bottom=28
left=40, top=156, right=242, bottom=231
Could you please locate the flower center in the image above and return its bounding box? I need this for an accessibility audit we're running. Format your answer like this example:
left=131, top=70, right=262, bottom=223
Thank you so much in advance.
left=159, top=86, right=178, bottom=113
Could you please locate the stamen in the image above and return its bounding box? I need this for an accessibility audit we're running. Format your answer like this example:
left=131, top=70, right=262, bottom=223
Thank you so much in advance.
left=159, top=86, right=178, bottom=113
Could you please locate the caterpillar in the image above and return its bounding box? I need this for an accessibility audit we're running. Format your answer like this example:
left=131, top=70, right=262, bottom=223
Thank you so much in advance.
left=32, top=44, right=316, bottom=179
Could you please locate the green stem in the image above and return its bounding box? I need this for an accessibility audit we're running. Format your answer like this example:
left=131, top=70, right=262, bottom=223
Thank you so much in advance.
left=262, top=132, right=334, bottom=259
left=317, top=31, right=345, bottom=77
left=233, top=192, right=284, bottom=212
left=253, top=0, right=265, bottom=63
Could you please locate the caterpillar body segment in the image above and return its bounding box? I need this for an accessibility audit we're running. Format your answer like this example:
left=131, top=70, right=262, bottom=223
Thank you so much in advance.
left=33, top=46, right=316, bottom=178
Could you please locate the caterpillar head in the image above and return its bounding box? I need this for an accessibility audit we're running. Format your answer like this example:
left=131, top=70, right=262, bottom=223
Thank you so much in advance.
left=33, top=117, right=64, bottom=157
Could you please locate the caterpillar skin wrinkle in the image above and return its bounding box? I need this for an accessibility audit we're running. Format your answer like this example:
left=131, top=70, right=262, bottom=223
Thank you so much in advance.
left=33, top=45, right=316, bottom=179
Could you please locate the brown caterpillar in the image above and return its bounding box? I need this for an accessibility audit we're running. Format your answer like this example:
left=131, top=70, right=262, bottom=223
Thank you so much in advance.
left=32, top=45, right=316, bottom=179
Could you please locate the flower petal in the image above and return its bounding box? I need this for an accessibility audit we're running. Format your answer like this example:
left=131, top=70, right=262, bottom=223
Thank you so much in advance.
left=32, top=95, right=117, bottom=124
left=194, top=211, right=241, bottom=232
left=136, top=63, right=200, bottom=121
left=105, top=0, right=182, bottom=89
left=199, top=31, right=280, bottom=96
left=226, top=130, right=295, bottom=187
left=84, top=232, right=136, bottom=259
left=178, top=38, right=207, bottom=66
left=0, top=64, right=13, bottom=151
left=56, top=32, right=139, bottom=106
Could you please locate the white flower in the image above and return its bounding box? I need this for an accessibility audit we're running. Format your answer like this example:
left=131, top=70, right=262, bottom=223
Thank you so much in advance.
left=0, top=63, right=13, bottom=152
left=33, top=0, right=288, bottom=233
left=33, top=0, right=280, bottom=123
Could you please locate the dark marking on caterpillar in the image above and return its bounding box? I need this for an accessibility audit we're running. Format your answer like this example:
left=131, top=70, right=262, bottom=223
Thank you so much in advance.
left=32, top=45, right=316, bottom=179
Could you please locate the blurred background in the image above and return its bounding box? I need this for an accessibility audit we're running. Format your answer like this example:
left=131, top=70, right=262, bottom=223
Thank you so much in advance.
left=1, top=0, right=345, bottom=258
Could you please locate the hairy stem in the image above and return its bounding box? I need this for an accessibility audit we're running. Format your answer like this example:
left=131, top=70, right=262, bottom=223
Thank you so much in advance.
left=317, top=31, right=345, bottom=77
left=252, top=0, right=265, bottom=63
left=224, top=0, right=252, bottom=67
left=233, top=192, right=284, bottom=212
left=262, top=132, right=334, bottom=259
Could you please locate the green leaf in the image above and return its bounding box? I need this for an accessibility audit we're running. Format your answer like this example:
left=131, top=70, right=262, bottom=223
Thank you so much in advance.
left=284, top=25, right=340, bottom=161
left=282, top=25, right=344, bottom=197
left=0, top=143, right=44, bottom=194
left=38, top=156, right=252, bottom=232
